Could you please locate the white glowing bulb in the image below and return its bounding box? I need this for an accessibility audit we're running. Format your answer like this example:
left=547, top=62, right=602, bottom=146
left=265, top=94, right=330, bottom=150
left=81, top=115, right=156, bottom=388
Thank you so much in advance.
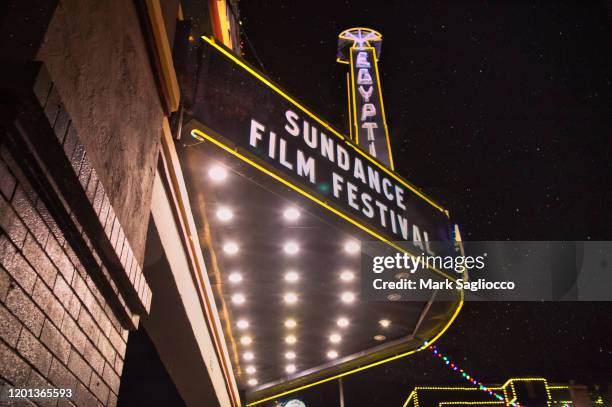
left=340, top=270, right=355, bottom=282
left=248, top=378, right=258, bottom=386
left=379, top=319, right=391, bottom=328
left=283, top=241, right=299, bottom=255
left=344, top=240, right=360, bottom=254
left=285, top=319, right=297, bottom=328
left=284, top=292, right=298, bottom=304
left=228, top=272, right=242, bottom=283
left=240, top=335, right=252, bottom=345
left=283, top=207, right=301, bottom=221
left=374, top=334, right=386, bottom=341
left=245, top=366, right=256, bottom=374
left=285, top=351, right=296, bottom=360
left=329, top=333, right=342, bottom=344
left=223, top=242, right=239, bottom=255
left=232, top=293, right=245, bottom=305
left=341, top=292, right=355, bottom=303
left=337, top=317, right=349, bottom=328
left=216, top=207, right=233, bottom=221
left=236, top=319, right=249, bottom=329
left=285, top=364, right=296, bottom=374
left=284, top=271, right=299, bottom=283
left=208, top=165, right=227, bottom=182
left=327, top=350, right=338, bottom=359
left=285, top=335, right=297, bottom=345
left=243, top=352, right=254, bottom=361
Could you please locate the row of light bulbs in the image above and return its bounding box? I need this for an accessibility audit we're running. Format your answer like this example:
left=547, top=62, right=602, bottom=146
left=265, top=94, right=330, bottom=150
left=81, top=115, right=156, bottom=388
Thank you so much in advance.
left=209, top=164, right=390, bottom=387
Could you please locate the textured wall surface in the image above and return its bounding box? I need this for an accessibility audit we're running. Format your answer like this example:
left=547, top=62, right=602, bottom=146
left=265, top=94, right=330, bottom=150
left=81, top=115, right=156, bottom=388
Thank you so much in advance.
left=37, top=0, right=164, bottom=263
left=0, top=145, right=129, bottom=406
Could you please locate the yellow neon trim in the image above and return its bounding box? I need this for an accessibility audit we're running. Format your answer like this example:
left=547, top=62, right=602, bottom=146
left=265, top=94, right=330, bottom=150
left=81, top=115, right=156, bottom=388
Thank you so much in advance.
left=191, top=128, right=463, bottom=406
left=349, top=48, right=360, bottom=144
left=338, top=27, right=383, bottom=41
left=370, top=45, right=395, bottom=169
left=346, top=72, right=353, bottom=140
left=403, top=377, right=567, bottom=407
left=439, top=402, right=504, bottom=406
left=201, top=35, right=446, bottom=213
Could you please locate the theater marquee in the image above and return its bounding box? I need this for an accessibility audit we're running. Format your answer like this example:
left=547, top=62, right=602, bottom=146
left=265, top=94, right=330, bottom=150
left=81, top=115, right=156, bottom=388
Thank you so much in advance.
left=178, top=34, right=464, bottom=403
left=191, top=36, right=454, bottom=258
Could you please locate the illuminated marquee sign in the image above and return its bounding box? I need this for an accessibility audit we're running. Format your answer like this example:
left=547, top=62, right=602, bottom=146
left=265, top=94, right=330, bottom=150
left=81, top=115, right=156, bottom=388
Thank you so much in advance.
left=191, top=37, right=453, bottom=251
left=350, top=47, right=392, bottom=167
left=339, top=28, right=393, bottom=169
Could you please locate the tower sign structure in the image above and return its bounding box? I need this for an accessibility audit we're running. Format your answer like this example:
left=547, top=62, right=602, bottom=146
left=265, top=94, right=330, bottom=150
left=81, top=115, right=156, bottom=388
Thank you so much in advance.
left=338, top=28, right=394, bottom=169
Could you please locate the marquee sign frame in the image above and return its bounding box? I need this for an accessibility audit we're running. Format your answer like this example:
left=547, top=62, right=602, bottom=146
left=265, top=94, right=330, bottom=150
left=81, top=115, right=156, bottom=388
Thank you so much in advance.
left=186, top=35, right=464, bottom=404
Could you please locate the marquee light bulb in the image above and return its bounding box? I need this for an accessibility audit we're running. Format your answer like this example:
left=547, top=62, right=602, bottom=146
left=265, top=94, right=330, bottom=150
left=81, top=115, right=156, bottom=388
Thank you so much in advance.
left=341, top=291, right=355, bottom=303
left=344, top=240, right=360, bottom=254
left=285, top=364, right=296, bottom=374
left=236, top=319, right=249, bottom=329
left=329, top=333, right=342, bottom=344
left=285, top=335, right=297, bottom=345
left=245, top=366, right=256, bottom=374
left=232, top=293, right=245, bottom=305
left=285, top=351, right=296, bottom=360
left=208, top=165, right=227, bottom=182
left=337, top=317, right=349, bottom=328
left=284, top=271, right=299, bottom=283
left=374, top=334, right=386, bottom=341
left=327, top=350, right=338, bottom=359
left=223, top=242, right=239, bottom=255
left=248, top=378, right=258, bottom=386
left=379, top=319, right=391, bottom=328
left=240, top=335, right=252, bottom=345
left=285, top=319, right=297, bottom=328
left=243, top=352, right=254, bottom=361
left=228, top=272, right=242, bottom=283
left=283, top=207, right=300, bottom=221
left=340, top=270, right=355, bottom=282
left=216, top=207, right=233, bottom=221
left=284, top=292, right=298, bottom=304
left=283, top=241, right=299, bottom=255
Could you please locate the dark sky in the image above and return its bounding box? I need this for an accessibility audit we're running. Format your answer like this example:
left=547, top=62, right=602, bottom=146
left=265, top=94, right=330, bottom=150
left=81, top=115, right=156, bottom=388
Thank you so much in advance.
left=238, top=1, right=612, bottom=404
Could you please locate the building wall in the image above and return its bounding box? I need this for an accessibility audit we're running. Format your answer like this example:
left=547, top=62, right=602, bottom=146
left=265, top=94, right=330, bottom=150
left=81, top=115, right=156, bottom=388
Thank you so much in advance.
left=0, top=136, right=129, bottom=406
left=0, top=0, right=241, bottom=405
left=36, top=0, right=165, bottom=263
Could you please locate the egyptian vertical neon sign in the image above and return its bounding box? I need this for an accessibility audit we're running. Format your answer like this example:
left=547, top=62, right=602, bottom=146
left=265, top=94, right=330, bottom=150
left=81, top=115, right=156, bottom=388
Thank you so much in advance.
left=338, top=28, right=394, bottom=169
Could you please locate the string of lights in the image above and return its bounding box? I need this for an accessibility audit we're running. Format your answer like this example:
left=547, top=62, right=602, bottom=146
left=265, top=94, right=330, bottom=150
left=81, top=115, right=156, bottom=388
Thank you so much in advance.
left=426, top=344, right=523, bottom=407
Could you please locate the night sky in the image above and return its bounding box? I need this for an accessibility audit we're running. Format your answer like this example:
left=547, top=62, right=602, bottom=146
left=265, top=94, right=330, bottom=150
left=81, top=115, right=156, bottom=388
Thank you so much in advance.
left=238, top=1, right=612, bottom=404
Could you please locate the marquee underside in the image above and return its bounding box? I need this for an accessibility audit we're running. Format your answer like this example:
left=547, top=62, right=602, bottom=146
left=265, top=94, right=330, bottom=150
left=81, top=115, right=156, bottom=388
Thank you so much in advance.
left=177, top=126, right=461, bottom=402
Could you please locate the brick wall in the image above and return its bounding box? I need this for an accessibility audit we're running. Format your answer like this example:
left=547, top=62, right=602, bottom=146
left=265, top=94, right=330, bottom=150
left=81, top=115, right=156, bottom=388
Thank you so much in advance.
left=0, top=64, right=152, bottom=406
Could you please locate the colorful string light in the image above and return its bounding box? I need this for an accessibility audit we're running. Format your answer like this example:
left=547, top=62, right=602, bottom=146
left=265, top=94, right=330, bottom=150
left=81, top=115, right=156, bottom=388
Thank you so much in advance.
left=426, top=344, right=523, bottom=407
